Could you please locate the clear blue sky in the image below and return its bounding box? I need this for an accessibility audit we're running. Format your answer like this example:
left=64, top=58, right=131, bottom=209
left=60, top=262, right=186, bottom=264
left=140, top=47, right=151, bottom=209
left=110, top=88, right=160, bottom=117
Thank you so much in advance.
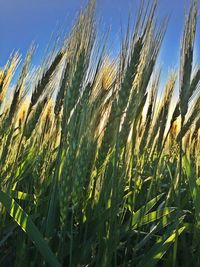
left=0, top=0, right=199, bottom=74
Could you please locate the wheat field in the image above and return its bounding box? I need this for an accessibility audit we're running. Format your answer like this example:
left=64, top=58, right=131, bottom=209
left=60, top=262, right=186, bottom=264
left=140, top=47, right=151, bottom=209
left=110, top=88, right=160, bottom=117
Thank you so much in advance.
left=0, top=0, right=200, bottom=266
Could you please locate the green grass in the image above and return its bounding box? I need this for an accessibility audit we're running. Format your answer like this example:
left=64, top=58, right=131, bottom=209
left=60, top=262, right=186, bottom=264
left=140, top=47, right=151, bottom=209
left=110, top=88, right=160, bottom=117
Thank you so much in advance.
left=0, top=0, right=200, bottom=266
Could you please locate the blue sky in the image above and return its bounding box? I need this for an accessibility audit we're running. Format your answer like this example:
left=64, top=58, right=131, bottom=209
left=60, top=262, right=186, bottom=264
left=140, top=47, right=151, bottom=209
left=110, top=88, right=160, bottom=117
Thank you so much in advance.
left=0, top=0, right=199, bottom=76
